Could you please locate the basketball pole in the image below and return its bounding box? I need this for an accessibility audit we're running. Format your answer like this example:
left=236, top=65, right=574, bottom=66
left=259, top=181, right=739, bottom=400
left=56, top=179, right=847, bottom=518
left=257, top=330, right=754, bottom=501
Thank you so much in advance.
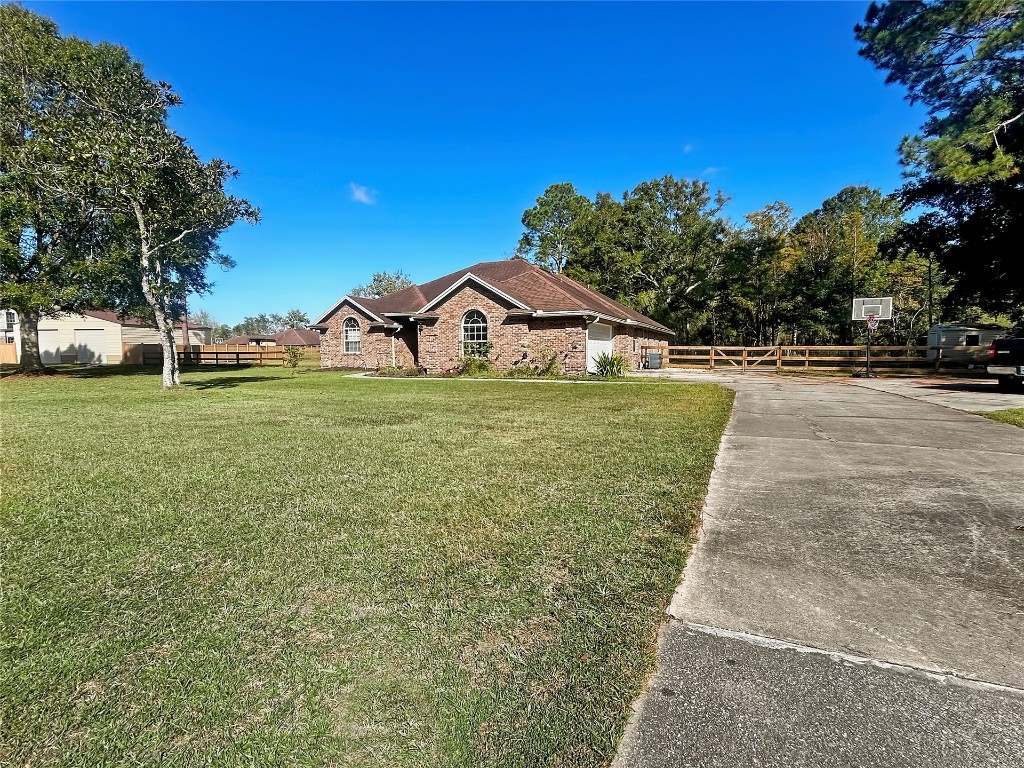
left=865, top=322, right=874, bottom=378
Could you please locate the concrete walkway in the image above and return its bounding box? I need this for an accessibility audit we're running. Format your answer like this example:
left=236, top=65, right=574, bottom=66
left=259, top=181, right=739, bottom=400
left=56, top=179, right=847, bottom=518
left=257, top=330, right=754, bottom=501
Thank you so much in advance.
left=616, top=374, right=1024, bottom=767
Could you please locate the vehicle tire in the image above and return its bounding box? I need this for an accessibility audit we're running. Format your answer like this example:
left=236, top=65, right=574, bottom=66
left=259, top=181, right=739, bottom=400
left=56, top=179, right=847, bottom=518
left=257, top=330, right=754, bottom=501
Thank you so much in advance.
left=996, top=376, right=1022, bottom=392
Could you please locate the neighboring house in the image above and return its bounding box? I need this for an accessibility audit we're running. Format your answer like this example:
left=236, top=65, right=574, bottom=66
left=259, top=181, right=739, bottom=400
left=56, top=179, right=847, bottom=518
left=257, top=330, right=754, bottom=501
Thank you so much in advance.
left=221, top=329, right=320, bottom=347
left=273, top=328, right=321, bottom=347
left=926, top=323, right=1007, bottom=363
left=3, top=309, right=211, bottom=365
left=312, top=260, right=674, bottom=373
left=222, top=334, right=279, bottom=346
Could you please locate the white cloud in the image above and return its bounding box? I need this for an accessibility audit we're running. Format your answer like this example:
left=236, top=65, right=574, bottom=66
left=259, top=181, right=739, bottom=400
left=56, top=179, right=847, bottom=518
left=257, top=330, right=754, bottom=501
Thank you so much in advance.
left=700, top=166, right=721, bottom=177
left=683, top=143, right=694, bottom=153
left=349, top=182, right=377, bottom=205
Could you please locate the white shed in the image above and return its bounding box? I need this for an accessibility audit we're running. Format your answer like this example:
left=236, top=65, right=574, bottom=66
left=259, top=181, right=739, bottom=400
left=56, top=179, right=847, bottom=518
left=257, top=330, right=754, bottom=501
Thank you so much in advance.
left=5, top=309, right=210, bottom=365
left=925, top=323, right=1007, bottom=362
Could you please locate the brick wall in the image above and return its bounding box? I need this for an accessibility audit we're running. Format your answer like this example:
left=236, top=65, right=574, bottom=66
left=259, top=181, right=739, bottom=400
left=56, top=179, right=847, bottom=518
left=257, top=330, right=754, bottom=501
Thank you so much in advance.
left=416, top=284, right=589, bottom=374
left=320, top=305, right=415, bottom=369
left=320, top=288, right=671, bottom=373
left=613, top=325, right=672, bottom=371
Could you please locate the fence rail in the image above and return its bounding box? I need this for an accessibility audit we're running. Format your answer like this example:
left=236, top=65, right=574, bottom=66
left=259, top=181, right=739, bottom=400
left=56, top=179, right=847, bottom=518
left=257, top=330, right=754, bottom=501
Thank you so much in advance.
left=641, top=345, right=989, bottom=373
left=122, top=343, right=318, bottom=367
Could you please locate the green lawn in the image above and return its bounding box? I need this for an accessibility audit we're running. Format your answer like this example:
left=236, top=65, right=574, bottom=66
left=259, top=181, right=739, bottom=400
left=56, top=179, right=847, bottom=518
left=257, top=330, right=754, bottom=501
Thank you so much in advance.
left=1, top=368, right=732, bottom=767
left=979, top=407, right=1024, bottom=428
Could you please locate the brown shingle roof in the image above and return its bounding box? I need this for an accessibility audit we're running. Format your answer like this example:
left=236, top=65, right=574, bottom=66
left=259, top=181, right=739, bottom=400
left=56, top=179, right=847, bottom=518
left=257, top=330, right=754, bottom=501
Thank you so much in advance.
left=82, top=309, right=208, bottom=330
left=318, top=260, right=672, bottom=333
left=222, top=334, right=277, bottom=345
left=273, top=328, right=321, bottom=346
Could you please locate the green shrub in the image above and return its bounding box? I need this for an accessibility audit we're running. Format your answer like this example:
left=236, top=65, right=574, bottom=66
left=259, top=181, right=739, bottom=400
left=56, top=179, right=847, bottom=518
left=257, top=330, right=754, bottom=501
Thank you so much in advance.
left=375, top=365, right=422, bottom=377
left=593, top=352, right=626, bottom=377
left=458, top=356, right=495, bottom=377
left=280, top=346, right=303, bottom=375
left=504, top=363, right=537, bottom=379
left=537, top=349, right=561, bottom=377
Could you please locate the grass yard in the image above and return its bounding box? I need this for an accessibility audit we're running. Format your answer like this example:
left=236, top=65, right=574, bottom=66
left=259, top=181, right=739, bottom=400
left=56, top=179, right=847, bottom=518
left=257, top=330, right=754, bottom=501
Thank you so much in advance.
left=1, top=368, right=732, bottom=767
left=979, top=407, right=1024, bottom=428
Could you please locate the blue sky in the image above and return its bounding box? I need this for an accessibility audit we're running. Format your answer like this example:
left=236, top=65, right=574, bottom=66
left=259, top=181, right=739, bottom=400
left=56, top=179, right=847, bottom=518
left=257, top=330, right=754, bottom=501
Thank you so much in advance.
left=29, top=1, right=924, bottom=325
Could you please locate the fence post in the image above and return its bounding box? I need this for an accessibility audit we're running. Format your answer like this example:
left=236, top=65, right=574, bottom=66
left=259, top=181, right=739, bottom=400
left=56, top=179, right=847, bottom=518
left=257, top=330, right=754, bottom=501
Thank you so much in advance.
left=804, top=348, right=809, bottom=368
left=709, top=348, right=715, bottom=370
left=742, top=348, right=748, bottom=371
left=776, top=346, right=782, bottom=369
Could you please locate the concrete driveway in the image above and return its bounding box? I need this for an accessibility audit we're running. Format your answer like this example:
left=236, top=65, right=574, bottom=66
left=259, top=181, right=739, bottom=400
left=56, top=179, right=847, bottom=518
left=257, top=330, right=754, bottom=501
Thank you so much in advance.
left=852, top=375, right=1024, bottom=412
left=616, top=373, right=1024, bottom=767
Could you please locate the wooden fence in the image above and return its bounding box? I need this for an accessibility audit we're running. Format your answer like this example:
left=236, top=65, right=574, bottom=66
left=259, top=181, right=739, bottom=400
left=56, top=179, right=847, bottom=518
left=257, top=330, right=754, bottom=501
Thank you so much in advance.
left=0, top=342, right=16, bottom=364
left=122, top=343, right=319, bottom=367
left=641, top=345, right=989, bottom=373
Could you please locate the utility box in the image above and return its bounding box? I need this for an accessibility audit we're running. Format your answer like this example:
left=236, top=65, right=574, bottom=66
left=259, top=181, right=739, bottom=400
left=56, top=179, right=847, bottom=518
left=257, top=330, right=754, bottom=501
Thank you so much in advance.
left=647, top=351, right=662, bottom=370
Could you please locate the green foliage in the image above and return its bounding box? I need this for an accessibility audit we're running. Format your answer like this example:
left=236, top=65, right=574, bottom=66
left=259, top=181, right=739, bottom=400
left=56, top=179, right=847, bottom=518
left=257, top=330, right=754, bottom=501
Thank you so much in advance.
left=520, top=177, right=940, bottom=346
left=374, top=365, right=423, bottom=377
left=457, top=355, right=496, bottom=377
left=351, top=270, right=414, bottom=298
left=504, top=347, right=562, bottom=378
left=593, top=352, right=626, bottom=377
left=515, top=182, right=594, bottom=273
left=980, top=408, right=1024, bottom=429
left=856, top=0, right=1024, bottom=185
left=857, top=1, right=1024, bottom=319
left=282, top=308, right=309, bottom=329
left=280, top=345, right=302, bottom=374
left=0, top=6, right=259, bottom=383
left=564, top=176, right=731, bottom=343
left=0, top=6, right=116, bottom=368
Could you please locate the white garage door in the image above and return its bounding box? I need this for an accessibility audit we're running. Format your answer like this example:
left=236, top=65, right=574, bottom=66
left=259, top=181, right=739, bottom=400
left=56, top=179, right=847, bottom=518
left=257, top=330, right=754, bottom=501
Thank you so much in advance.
left=38, top=329, right=61, bottom=364
left=586, top=322, right=615, bottom=373
left=74, top=328, right=105, bottom=364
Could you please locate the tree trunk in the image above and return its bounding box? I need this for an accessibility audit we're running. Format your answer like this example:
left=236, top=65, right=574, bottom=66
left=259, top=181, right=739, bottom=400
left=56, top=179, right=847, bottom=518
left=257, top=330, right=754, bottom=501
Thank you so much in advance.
left=18, top=310, right=47, bottom=372
left=153, top=305, right=179, bottom=387
left=139, top=250, right=180, bottom=387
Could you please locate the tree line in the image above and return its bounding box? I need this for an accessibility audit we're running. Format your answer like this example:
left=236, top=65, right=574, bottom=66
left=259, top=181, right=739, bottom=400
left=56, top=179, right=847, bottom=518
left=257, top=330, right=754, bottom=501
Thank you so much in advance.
left=188, top=309, right=310, bottom=343
left=516, top=180, right=944, bottom=346
left=0, top=6, right=257, bottom=385
left=513, top=2, right=1022, bottom=345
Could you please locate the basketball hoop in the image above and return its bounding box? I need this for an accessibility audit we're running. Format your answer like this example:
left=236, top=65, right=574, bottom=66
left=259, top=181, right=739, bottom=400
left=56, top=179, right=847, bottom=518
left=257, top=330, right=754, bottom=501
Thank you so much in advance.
left=866, top=314, right=880, bottom=331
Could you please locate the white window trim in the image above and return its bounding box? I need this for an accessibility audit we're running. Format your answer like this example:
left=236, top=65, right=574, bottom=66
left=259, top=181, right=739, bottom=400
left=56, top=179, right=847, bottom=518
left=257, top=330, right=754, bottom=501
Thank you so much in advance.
left=462, top=309, right=489, bottom=357
left=343, top=317, right=361, bottom=354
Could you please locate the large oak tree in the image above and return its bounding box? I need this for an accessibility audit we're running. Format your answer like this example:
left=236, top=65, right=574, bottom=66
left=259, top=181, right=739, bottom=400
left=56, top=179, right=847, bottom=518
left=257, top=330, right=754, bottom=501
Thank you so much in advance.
left=857, top=0, right=1024, bottom=318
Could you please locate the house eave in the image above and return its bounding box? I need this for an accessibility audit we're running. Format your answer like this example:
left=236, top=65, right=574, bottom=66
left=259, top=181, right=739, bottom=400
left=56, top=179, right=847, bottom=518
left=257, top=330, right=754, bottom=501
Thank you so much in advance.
left=514, top=309, right=673, bottom=335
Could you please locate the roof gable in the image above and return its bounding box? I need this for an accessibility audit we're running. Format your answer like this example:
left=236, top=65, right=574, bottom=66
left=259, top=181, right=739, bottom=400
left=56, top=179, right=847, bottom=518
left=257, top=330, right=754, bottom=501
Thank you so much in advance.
left=418, top=272, right=529, bottom=312
left=314, top=295, right=386, bottom=325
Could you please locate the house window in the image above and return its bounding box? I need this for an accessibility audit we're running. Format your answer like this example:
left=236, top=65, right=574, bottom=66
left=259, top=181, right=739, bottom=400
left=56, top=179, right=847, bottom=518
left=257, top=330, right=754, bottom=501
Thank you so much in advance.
left=462, top=310, right=488, bottom=357
left=5, top=311, right=15, bottom=327
left=965, top=333, right=981, bottom=347
left=343, top=317, right=361, bottom=354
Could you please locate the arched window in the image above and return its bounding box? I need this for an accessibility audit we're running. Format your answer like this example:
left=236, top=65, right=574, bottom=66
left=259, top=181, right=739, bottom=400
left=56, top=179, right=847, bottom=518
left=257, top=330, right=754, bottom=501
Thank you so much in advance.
left=343, top=317, right=361, bottom=354
left=462, top=310, right=488, bottom=357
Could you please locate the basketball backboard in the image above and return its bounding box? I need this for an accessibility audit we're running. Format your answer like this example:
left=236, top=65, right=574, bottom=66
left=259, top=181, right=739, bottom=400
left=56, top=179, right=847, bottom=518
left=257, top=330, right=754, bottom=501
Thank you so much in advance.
left=852, top=297, right=893, bottom=321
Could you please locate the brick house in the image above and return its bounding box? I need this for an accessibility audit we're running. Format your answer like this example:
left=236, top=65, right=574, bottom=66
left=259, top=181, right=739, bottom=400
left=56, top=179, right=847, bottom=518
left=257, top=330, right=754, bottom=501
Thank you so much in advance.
left=313, top=260, right=673, bottom=374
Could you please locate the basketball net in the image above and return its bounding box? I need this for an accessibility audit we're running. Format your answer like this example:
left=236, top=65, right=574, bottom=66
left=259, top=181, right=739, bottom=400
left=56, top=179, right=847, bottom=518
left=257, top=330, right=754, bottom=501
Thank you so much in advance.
left=865, top=313, right=880, bottom=331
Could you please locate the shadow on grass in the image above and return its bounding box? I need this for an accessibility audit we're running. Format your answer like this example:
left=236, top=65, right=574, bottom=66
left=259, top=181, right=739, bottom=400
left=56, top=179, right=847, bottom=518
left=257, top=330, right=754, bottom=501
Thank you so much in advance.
left=0, top=364, right=160, bottom=379
left=183, top=375, right=281, bottom=391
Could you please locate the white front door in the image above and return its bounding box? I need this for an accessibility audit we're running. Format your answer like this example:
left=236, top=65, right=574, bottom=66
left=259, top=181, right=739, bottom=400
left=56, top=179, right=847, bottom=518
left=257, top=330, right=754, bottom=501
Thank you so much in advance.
left=586, top=322, right=614, bottom=373
left=74, top=328, right=105, bottom=364
left=38, top=329, right=61, bottom=364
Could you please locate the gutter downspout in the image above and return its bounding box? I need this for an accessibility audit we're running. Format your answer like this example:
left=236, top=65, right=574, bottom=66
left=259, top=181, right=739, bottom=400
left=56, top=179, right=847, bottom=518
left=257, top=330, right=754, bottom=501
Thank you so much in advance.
left=391, top=333, right=396, bottom=367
